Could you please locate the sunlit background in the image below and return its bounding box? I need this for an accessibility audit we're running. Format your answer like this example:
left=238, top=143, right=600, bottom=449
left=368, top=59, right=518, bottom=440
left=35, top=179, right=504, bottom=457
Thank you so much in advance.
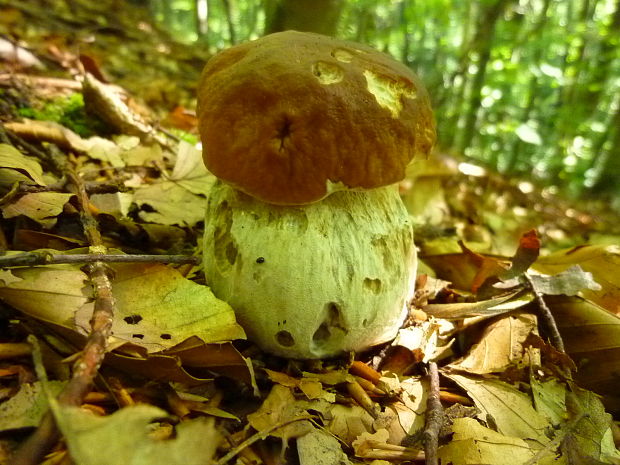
left=150, top=0, right=620, bottom=204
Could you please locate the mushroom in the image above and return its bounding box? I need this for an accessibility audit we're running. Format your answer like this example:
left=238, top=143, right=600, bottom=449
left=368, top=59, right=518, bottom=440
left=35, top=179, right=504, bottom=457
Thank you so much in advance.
left=198, top=31, right=435, bottom=358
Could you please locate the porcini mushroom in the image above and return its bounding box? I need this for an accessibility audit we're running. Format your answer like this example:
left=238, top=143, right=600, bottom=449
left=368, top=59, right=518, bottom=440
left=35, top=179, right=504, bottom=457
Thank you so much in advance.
left=198, top=31, right=435, bottom=358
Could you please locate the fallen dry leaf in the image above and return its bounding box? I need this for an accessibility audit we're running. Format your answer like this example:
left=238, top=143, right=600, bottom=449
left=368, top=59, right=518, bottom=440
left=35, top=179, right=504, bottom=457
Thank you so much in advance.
left=52, top=403, right=219, bottom=465
left=0, top=142, right=47, bottom=187
left=2, top=192, right=74, bottom=227
left=297, top=428, right=351, bottom=465
left=450, top=312, right=539, bottom=374
left=246, top=384, right=317, bottom=440
left=437, top=417, right=553, bottom=465
left=445, top=372, right=551, bottom=447
left=534, top=245, right=620, bottom=314
left=545, top=295, right=620, bottom=412
left=0, top=252, right=245, bottom=351
left=0, top=381, right=65, bottom=431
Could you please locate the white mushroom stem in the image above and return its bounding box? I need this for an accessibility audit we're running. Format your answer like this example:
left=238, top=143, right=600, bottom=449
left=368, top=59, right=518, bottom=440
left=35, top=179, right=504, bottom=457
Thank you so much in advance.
left=203, top=181, right=417, bottom=359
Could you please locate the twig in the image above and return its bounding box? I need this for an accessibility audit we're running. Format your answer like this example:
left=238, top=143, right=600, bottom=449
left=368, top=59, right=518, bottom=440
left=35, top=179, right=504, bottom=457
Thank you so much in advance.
left=6, top=180, right=127, bottom=196
left=0, top=251, right=199, bottom=268
left=214, top=415, right=316, bottom=465
left=12, top=167, right=119, bottom=465
left=0, top=342, right=32, bottom=359
left=422, top=362, right=443, bottom=465
left=523, top=274, right=565, bottom=352
left=0, top=73, right=83, bottom=90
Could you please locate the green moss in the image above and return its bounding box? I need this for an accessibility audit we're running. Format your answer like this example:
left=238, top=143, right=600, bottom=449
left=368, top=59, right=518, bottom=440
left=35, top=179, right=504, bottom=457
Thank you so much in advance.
left=17, top=93, right=107, bottom=138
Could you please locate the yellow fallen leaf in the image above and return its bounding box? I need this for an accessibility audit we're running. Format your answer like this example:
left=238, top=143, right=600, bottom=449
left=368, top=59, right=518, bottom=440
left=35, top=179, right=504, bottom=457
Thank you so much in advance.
left=437, top=417, right=555, bottom=465
left=0, top=142, right=47, bottom=186
left=445, top=372, right=551, bottom=446
left=450, top=312, right=539, bottom=374
left=2, top=192, right=74, bottom=227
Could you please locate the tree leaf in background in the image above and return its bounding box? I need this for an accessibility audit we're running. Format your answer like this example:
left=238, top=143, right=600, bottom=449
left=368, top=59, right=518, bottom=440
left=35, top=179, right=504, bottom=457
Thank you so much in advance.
left=515, top=122, right=542, bottom=145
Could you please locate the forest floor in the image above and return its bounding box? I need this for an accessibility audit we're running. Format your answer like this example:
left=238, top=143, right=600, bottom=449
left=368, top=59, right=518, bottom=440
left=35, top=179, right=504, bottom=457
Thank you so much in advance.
left=1, top=3, right=620, bottom=465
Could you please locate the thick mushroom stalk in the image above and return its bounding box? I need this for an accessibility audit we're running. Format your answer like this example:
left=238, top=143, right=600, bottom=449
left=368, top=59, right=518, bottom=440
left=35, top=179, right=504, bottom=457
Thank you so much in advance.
left=198, top=31, right=436, bottom=358
left=203, top=181, right=416, bottom=359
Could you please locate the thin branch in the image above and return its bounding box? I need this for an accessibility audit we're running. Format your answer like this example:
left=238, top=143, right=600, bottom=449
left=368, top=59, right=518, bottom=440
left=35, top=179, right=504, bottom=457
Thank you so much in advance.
left=214, top=415, right=316, bottom=465
left=422, top=362, right=443, bottom=465
left=0, top=252, right=199, bottom=268
left=523, top=274, right=565, bottom=352
left=12, top=167, right=119, bottom=465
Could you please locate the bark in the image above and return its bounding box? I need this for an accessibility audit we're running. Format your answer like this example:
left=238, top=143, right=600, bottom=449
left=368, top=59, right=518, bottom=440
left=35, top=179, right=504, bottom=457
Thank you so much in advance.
left=589, top=94, right=620, bottom=194
left=195, top=0, right=209, bottom=38
left=441, top=1, right=474, bottom=148
left=552, top=0, right=597, bottom=168
left=221, top=0, right=236, bottom=44
left=456, top=0, right=513, bottom=154
left=504, top=0, right=551, bottom=173
left=264, top=0, right=344, bottom=36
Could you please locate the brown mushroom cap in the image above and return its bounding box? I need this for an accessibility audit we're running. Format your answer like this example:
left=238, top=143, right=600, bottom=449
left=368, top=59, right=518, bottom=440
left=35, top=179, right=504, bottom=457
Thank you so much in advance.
left=197, top=30, right=436, bottom=205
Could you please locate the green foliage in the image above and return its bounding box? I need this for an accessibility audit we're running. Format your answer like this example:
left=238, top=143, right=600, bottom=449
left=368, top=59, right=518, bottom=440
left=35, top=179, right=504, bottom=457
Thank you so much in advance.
left=17, top=93, right=105, bottom=138
left=151, top=0, right=620, bottom=200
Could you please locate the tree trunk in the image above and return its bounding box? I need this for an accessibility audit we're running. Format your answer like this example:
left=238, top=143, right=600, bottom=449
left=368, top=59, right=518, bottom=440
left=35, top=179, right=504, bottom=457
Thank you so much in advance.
left=195, top=0, right=209, bottom=38
left=585, top=0, right=620, bottom=104
left=588, top=94, right=620, bottom=194
left=264, top=0, right=344, bottom=36
left=551, top=0, right=597, bottom=169
left=440, top=1, right=474, bottom=148
left=503, top=0, right=551, bottom=173
left=221, top=0, right=236, bottom=44
left=456, top=0, right=513, bottom=154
